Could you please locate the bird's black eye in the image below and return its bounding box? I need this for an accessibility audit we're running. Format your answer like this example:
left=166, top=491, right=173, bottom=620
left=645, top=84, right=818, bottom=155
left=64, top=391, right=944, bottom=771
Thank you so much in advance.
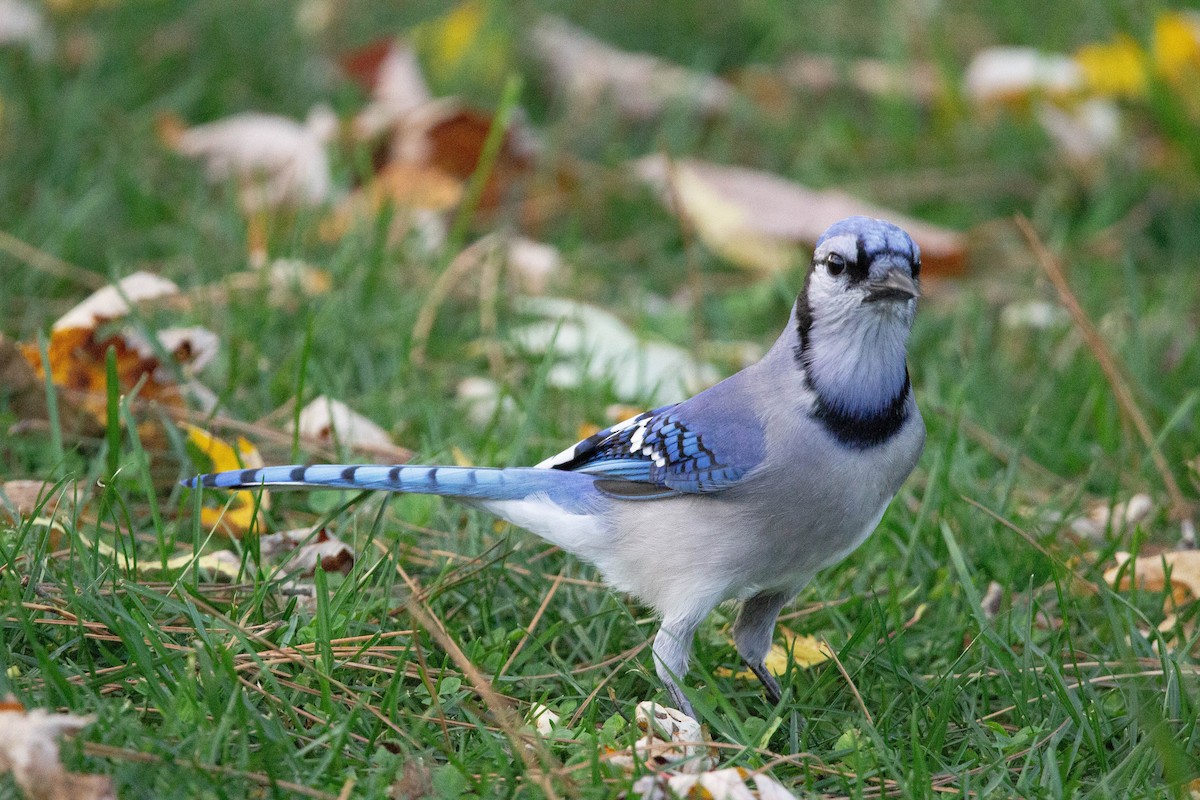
left=827, top=252, right=846, bottom=276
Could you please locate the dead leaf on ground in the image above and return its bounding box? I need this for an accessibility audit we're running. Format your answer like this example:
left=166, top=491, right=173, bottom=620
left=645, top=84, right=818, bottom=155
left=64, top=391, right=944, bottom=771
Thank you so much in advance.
left=606, top=701, right=715, bottom=774
left=158, top=106, right=337, bottom=212
left=715, top=626, right=831, bottom=681
left=259, top=527, right=355, bottom=576
left=183, top=424, right=268, bottom=538
left=963, top=47, right=1083, bottom=107
left=1105, top=549, right=1200, bottom=609
left=512, top=296, right=719, bottom=406
left=779, top=53, right=941, bottom=104
left=0, top=699, right=115, bottom=800
left=1069, top=493, right=1154, bottom=541
left=629, top=768, right=797, bottom=800
left=0, top=480, right=87, bottom=524
left=144, top=549, right=246, bottom=581
left=0, top=0, right=52, bottom=60
left=345, top=39, right=434, bottom=141
left=18, top=272, right=217, bottom=432
left=634, top=155, right=967, bottom=276
left=289, top=395, right=398, bottom=458
left=530, top=15, right=735, bottom=122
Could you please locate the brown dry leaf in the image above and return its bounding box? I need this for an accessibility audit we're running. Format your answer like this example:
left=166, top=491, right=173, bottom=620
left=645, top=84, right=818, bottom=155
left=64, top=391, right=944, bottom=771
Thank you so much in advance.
left=17, top=272, right=215, bottom=430
left=1104, top=550, right=1200, bottom=609
left=184, top=424, right=268, bottom=538
left=0, top=699, right=115, bottom=800
left=158, top=106, right=337, bottom=212
left=290, top=395, right=397, bottom=456
left=716, top=627, right=831, bottom=680
left=634, top=155, right=967, bottom=276
left=259, top=527, right=355, bottom=576
left=0, top=480, right=87, bottom=524
left=530, top=15, right=735, bottom=122
left=606, top=701, right=715, bottom=774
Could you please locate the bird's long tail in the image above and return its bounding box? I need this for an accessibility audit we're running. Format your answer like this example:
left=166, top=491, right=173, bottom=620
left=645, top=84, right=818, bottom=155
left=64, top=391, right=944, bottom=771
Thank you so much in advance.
left=186, top=463, right=611, bottom=558
left=187, top=464, right=590, bottom=503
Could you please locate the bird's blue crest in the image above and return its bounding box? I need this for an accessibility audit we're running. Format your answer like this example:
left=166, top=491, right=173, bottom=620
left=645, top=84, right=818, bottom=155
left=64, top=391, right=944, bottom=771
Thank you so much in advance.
left=815, top=216, right=920, bottom=270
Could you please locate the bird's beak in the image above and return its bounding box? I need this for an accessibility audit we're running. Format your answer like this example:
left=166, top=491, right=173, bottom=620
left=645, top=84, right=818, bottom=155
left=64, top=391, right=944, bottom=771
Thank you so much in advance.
left=863, top=268, right=920, bottom=304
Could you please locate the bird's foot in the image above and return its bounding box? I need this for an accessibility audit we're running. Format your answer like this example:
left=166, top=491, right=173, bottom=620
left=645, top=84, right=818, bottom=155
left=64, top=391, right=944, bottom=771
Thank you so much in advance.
left=747, top=660, right=782, bottom=705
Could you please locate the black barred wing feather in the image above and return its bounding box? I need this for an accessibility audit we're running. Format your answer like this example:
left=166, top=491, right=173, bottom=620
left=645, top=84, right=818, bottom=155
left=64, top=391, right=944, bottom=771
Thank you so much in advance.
left=536, top=398, right=762, bottom=496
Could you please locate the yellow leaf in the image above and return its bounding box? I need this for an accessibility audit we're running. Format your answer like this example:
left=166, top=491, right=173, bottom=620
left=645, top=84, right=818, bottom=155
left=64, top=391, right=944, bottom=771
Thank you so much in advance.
left=575, top=422, right=602, bottom=441
left=1153, top=12, right=1200, bottom=81
left=716, top=628, right=831, bottom=679
left=1076, top=35, right=1147, bottom=97
left=450, top=446, right=474, bottom=467
left=413, top=0, right=511, bottom=91
left=184, top=424, right=268, bottom=538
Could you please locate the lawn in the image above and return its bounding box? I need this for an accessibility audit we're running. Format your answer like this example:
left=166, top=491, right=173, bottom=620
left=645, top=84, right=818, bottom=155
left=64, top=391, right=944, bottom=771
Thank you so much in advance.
left=2, top=1, right=1199, bottom=798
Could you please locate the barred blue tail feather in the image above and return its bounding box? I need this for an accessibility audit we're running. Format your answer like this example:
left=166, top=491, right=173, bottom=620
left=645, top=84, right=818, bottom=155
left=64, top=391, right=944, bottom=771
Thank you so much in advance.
left=185, top=464, right=603, bottom=511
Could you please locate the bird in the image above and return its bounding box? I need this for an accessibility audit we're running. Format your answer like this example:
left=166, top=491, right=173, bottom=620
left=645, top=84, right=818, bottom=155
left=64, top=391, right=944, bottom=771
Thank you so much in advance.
left=187, top=216, right=926, bottom=719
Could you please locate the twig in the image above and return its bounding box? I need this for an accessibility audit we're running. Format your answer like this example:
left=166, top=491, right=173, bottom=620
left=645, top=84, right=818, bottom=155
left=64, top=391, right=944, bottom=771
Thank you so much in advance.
left=1016, top=215, right=1194, bottom=546
left=822, top=637, right=873, bottom=726
left=0, top=229, right=107, bottom=289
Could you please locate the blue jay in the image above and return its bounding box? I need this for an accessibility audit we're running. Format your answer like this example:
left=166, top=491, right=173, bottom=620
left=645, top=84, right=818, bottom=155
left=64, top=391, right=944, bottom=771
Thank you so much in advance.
left=187, top=216, right=925, bottom=718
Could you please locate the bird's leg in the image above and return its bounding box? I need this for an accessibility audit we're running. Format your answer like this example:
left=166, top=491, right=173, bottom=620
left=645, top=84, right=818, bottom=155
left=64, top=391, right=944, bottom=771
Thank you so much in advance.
left=652, top=615, right=704, bottom=719
left=733, top=590, right=793, bottom=705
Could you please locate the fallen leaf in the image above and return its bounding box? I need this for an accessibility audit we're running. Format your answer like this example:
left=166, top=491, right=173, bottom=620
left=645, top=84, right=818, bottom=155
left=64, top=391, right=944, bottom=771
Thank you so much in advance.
left=1034, top=98, right=1122, bottom=166
left=963, top=46, right=1083, bottom=106
left=634, top=155, right=967, bottom=276
left=1075, top=36, right=1146, bottom=98
left=0, top=0, right=51, bottom=59
left=0, top=700, right=115, bottom=800
left=607, top=701, right=715, bottom=774
left=456, top=376, right=515, bottom=426
left=290, top=395, right=396, bottom=456
left=147, top=550, right=245, bottom=581
left=411, top=0, right=513, bottom=93
left=18, top=272, right=211, bottom=430
left=0, top=480, right=86, bottom=524
left=530, top=15, right=735, bottom=121
left=779, top=53, right=941, bottom=104
left=527, top=702, right=559, bottom=737
left=184, top=424, right=268, bottom=538
left=159, top=105, right=338, bottom=212
left=1070, top=493, right=1154, bottom=541
left=511, top=296, right=720, bottom=406
left=716, top=627, right=831, bottom=680
left=259, top=527, right=355, bottom=576
left=348, top=39, right=434, bottom=140
left=1105, top=549, right=1200, bottom=609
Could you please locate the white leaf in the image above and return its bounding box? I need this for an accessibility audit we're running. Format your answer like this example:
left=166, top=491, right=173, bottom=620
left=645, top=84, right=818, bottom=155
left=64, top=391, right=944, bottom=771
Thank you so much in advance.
left=291, top=395, right=395, bottom=453
left=53, top=272, right=179, bottom=332
left=530, top=16, right=734, bottom=121
left=511, top=297, right=719, bottom=406
left=0, top=0, right=50, bottom=59
left=354, top=40, right=434, bottom=140
left=0, top=705, right=115, bottom=800
left=164, top=106, right=337, bottom=211
left=963, top=46, right=1083, bottom=104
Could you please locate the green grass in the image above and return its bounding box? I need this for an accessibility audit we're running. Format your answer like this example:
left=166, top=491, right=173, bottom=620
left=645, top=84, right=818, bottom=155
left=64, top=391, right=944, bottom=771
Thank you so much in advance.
left=3, top=1, right=1200, bottom=798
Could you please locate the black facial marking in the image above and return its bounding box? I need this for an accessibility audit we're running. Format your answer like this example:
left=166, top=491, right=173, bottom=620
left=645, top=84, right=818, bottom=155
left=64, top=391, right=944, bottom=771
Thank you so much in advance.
left=792, top=269, right=816, bottom=365
left=811, top=372, right=911, bottom=448
left=290, top=466, right=307, bottom=482
left=340, top=465, right=359, bottom=481
left=850, top=238, right=870, bottom=283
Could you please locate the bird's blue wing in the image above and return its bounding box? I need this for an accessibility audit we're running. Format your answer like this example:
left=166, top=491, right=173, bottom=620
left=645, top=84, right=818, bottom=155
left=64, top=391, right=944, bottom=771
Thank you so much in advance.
left=536, top=372, right=765, bottom=497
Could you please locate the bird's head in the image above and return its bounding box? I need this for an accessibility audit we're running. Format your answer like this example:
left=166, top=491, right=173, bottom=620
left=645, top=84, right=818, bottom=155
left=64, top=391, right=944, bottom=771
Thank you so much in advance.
left=805, top=216, right=921, bottom=327
left=792, top=217, right=921, bottom=417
